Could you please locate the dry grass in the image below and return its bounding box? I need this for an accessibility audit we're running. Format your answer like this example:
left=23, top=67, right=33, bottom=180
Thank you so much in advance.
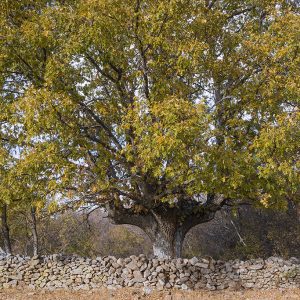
left=0, top=288, right=300, bottom=300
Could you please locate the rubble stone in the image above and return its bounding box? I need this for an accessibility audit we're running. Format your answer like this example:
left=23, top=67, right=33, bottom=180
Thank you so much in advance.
left=0, top=254, right=299, bottom=291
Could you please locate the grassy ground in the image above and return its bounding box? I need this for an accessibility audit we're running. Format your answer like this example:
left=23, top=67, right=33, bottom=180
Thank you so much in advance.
left=0, top=288, right=300, bottom=300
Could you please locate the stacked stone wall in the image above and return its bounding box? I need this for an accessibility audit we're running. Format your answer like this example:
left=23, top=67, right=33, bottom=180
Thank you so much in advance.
left=0, top=254, right=299, bottom=291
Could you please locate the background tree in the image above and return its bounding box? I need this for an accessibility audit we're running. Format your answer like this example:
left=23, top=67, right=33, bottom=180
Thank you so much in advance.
left=0, top=87, right=16, bottom=255
left=0, top=203, right=12, bottom=255
left=0, top=0, right=299, bottom=257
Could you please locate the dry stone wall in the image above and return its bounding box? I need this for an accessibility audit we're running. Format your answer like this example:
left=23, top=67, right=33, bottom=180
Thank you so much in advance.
left=0, top=254, right=299, bottom=291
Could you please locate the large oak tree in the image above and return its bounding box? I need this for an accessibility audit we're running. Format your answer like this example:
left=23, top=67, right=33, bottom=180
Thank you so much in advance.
left=0, top=0, right=299, bottom=257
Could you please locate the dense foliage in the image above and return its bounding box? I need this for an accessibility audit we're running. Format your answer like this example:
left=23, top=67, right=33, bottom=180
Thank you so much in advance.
left=0, top=0, right=299, bottom=256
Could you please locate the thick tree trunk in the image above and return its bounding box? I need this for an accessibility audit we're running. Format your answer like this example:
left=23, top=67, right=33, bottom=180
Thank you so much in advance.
left=151, top=227, right=184, bottom=258
left=30, top=206, right=39, bottom=256
left=144, top=209, right=187, bottom=258
left=0, top=204, right=12, bottom=255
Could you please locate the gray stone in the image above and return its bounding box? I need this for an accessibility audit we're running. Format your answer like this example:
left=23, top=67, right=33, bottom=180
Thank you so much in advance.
left=72, top=268, right=84, bottom=275
left=132, top=270, right=145, bottom=283
left=249, top=264, right=264, bottom=270
left=181, top=283, right=188, bottom=290
left=126, top=261, right=139, bottom=271
left=196, top=262, right=209, bottom=269
left=142, top=286, right=152, bottom=295
left=190, top=257, right=198, bottom=265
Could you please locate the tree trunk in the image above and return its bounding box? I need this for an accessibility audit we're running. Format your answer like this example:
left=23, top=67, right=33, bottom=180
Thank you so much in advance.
left=30, top=206, right=39, bottom=256
left=151, top=226, right=184, bottom=258
left=143, top=209, right=186, bottom=258
left=0, top=203, right=12, bottom=255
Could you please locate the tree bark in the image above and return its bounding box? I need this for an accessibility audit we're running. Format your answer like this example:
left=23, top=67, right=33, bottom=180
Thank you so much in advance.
left=0, top=203, right=12, bottom=255
left=30, top=206, right=39, bottom=256
left=151, top=225, right=184, bottom=258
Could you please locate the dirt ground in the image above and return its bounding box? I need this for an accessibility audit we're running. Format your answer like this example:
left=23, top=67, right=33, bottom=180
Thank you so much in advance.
left=0, top=288, right=300, bottom=300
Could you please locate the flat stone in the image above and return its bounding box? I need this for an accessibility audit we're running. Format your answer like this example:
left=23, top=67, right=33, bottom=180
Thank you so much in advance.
left=126, top=261, right=139, bottom=271
left=249, top=264, right=264, bottom=270
left=190, top=257, right=198, bottom=265
left=196, top=262, right=209, bottom=269
left=72, top=268, right=84, bottom=275
left=243, top=282, right=254, bottom=288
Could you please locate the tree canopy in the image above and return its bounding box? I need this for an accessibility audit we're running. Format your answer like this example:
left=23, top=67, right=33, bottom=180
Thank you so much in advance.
left=0, top=0, right=299, bottom=257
